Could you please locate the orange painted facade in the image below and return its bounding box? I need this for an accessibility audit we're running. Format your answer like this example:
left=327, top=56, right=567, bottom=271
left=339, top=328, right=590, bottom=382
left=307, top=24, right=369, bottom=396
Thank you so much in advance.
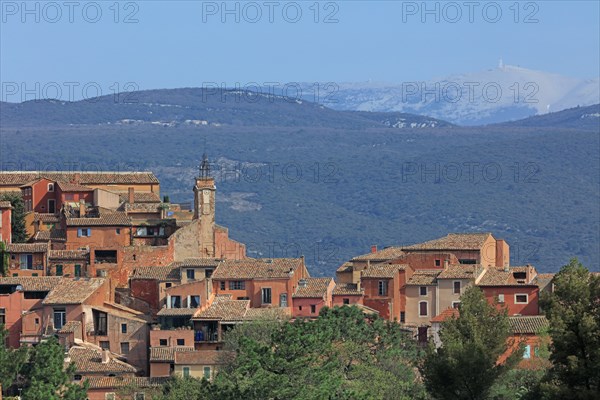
left=0, top=203, right=11, bottom=243
left=482, top=286, right=539, bottom=316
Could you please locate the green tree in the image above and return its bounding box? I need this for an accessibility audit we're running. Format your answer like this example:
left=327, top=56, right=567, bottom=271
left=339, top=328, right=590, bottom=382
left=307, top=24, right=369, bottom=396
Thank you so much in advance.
left=21, top=337, right=88, bottom=400
left=214, top=306, right=425, bottom=400
left=154, top=376, right=212, bottom=400
left=0, top=241, right=9, bottom=276
left=0, top=193, right=28, bottom=243
left=538, top=258, right=600, bottom=399
left=0, top=326, right=29, bottom=395
left=419, top=286, right=522, bottom=400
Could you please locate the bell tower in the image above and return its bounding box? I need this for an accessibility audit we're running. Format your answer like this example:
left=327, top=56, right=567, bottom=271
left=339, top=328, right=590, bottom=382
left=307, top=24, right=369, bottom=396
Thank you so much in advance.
left=193, top=153, right=216, bottom=257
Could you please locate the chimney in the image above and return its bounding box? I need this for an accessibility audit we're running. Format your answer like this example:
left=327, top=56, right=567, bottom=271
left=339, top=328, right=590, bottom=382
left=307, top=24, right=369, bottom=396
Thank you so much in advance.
left=371, top=245, right=377, bottom=253
left=504, top=263, right=510, bottom=272
left=72, top=173, right=81, bottom=184
left=128, top=187, right=135, bottom=204
left=443, top=259, right=449, bottom=269
left=78, top=199, right=85, bottom=217
left=101, top=349, right=110, bottom=364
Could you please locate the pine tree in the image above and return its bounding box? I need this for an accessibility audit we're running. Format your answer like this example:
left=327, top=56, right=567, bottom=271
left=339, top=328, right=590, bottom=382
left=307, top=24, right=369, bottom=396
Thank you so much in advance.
left=0, top=192, right=28, bottom=243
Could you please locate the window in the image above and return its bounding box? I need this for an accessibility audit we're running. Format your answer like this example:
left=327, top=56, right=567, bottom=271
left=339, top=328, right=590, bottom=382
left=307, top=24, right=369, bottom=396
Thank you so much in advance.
left=56, top=264, right=63, bottom=276
left=105, top=393, right=116, bottom=400
left=219, top=281, right=225, bottom=290
left=310, top=305, right=316, bottom=314
left=170, top=296, right=181, bottom=308
left=453, top=281, right=461, bottom=294
left=280, top=293, right=288, bottom=307
left=19, top=254, right=33, bottom=269
left=419, top=301, right=428, bottom=317
left=419, top=286, right=427, bottom=296
left=74, top=264, right=81, bottom=277
left=378, top=280, right=388, bottom=296
left=515, top=294, right=529, bottom=304
left=182, top=367, right=190, bottom=378
left=48, top=183, right=54, bottom=192
left=24, top=291, right=46, bottom=299
left=186, top=269, right=196, bottom=280
left=229, top=281, right=245, bottom=290
left=343, top=298, right=350, bottom=305
left=237, top=296, right=250, bottom=300
left=523, top=345, right=531, bottom=359
left=203, top=366, right=211, bottom=380
left=121, top=323, right=127, bottom=334
left=190, top=295, right=200, bottom=308
left=120, top=342, right=130, bottom=355
left=298, top=306, right=302, bottom=311
left=95, top=250, right=117, bottom=264
left=116, top=228, right=121, bottom=235
left=400, top=311, right=405, bottom=323
left=100, top=341, right=110, bottom=350
left=73, top=374, right=82, bottom=381
left=177, top=338, right=185, bottom=346
left=497, top=294, right=505, bottom=303
left=261, top=288, right=272, bottom=304
left=205, top=269, right=213, bottom=278
left=165, top=282, right=172, bottom=288
left=458, top=259, right=477, bottom=264
left=53, top=308, right=66, bottom=330
left=435, top=259, right=441, bottom=267
left=534, top=347, right=540, bottom=357
left=159, top=339, right=167, bottom=346
left=452, top=301, right=461, bottom=309
left=48, top=199, right=55, bottom=213
left=95, top=311, right=107, bottom=336
left=77, top=228, right=91, bottom=237
left=0, top=308, right=5, bottom=326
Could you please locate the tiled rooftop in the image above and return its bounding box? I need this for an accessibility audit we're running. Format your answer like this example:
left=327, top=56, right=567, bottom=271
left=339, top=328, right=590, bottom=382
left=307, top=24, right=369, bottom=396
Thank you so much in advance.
left=509, top=315, right=549, bottom=334
left=85, top=376, right=169, bottom=389
left=174, top=350, right=233, bottom=365
left=66, top=210, right=131, bottom=226
left=361, top=263, right=407, bottom=278
left=211, top=258, right=304, bottom=280
left=0, top=200, right=12, bottom=208
left=351, top=246, right=405, bottom=262
left=437, top=264, right=478, bottom=280
left=34, top=213, right=61, bottom=223
left=131, top=266, right=180, bottom=281
left=431, top=307, right=460, bottom=323
left=0, top=276, right=62, bottom=291
left=48, top=249, right=89, bottom=260
left=33, top=229, right=66, bottom=242
left=194, top=297, right=250, bottom=321
left=58, top=320, right=81, bottom=334
left=402, top=233, right=492, bottom=251
left=534, top=273, right=555, bottom=292
left=406, top=270, right=441, bottom=285
left=175, top=258, right=222, bottom=268
left=332, top=282, right=364, bottom=296
left=149, top=346, right=195, bottom=362
left=293, top=277, right=333, bottom=298
left=68, top=346, right=137, bottom=373
left=42, top=278, right=105, bottom=305
left=477, top=266, right=536, bottom=287
left=157, top=307, right=198, bottom=317
left=0, top=171, right=159, bottom=186
left=55, top=181, right=93, bottom=192
left=117, top=191, right=161, bottom=203
left=6, top=242, right=49, bottom=253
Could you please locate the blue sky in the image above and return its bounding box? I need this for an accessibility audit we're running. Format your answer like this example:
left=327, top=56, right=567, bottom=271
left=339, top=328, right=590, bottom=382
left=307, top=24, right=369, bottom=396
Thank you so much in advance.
left=1, top=1, right=598, bottom=99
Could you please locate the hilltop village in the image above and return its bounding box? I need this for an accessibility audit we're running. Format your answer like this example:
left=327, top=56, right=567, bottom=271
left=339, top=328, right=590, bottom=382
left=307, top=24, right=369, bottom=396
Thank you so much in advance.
left=0, top=158, right=554, bottom=399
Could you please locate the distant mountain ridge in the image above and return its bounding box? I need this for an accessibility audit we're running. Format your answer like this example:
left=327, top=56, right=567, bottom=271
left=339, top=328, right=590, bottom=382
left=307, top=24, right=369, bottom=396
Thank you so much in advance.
left=297, top=65, right=600, bottom=125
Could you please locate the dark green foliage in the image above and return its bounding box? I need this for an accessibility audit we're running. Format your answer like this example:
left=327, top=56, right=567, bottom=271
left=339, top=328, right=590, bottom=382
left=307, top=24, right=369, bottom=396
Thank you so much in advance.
left=0, top=326, right=28, bottom=394
left=0, top=241, right=9, bottom=276
left=21, top=337, right=88, bottom=400
left=419, top=286, right=522, bottom=400
left=537, top=259, right=600, bottom=399
left=153, top=376, right=212, bottom=400
left=0, top=192, right=28, bottom=243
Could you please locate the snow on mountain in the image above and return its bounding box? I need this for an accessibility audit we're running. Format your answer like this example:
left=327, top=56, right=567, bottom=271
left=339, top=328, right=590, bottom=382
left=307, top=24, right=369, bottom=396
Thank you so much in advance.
left=301, top=65, right=600, bottom=125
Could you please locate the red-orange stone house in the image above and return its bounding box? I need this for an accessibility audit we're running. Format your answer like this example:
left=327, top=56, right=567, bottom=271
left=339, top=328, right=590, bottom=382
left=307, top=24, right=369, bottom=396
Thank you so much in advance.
left=0, top=200, right=12, bottom=243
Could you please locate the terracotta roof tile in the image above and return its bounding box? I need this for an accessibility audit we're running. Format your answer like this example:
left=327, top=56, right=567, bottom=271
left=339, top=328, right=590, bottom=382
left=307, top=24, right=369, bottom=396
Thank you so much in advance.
left=293, top=278, right=333, bottom=298
left=149, top=346, right=195, bottom=362
left=157, top=307, right=198, bottom=316
left=34, top=213, right=61, bottom=223
left=509, top=315, right=549, bottom=334
left=0, top=171, right=159, bottom=186
left=402, top=233, right=492, bottom=251
left=336, top=262, right=354, bottom=273
left=7, top=242, right=49, bottom=253
left=66, top=210, right=131, bottom=226
left=431, top=307, right=460, bottom=323
left=534, top=273, right=555, bottom=292
left=0, top=201, right=12, bottom=208
left=55, top=181, right=93, bottom=192
left=477, top=266, right=537, bottom=287
left=332, top=283, right=364, bottom=296
left=351, top=247, right=405, bottom=261
left=194, top=297, right=250, bottom=321
left=243, top=307, right=291, bottom=320
left=43, top=278, right=105, bottom=305
left=117, top=191, right=161, bottom=203
left=85, top=376, right=169, bottom=389
left=175, top=258, right=222, bottom=268
left=361, top=263, right=408, bottom=278
left=437, top=264, right=478, bottom=280
left=174, top=350, right=233, bottom=365
left=33, top=229, right=66, bottom=242
left=406, top=270, right=441, bottom=285
left=58, top=320, right=81, bottom=333
left=0, top=276, right=62, bottom=291
left=212, top=258, right=303, bottom=280
left=131, top=266, right=180, bottom=281
left=48, top=249, right=89, bottom=260
left=68, top=346, right=137, bottom=373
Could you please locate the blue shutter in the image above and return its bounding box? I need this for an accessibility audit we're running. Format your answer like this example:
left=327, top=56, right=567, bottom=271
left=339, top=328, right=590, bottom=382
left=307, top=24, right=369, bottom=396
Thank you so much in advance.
left=77, top=228, right=82, bottom=237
